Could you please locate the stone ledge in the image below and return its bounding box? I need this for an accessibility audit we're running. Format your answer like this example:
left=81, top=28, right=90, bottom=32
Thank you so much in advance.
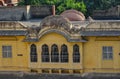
left=0, top=72, right=120, bottom=79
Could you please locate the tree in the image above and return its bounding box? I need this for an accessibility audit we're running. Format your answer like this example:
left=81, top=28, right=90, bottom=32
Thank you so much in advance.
left=83, top=0, right=120, bottom=16
left=18, top=0, right=120, bottom=16
left=57, top=0, right=86, bottom=14
left=18, top=0, right=40, bottom=5
left=18, top=0, right=87, bottom=15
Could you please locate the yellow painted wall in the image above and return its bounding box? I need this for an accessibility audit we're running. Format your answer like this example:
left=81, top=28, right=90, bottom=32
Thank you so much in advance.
left=29, top=32, right=83, bottom=71
left=83, top=36, right=120, bottom=73
left=0, top=32, right=120, bottom=74
left=0, top=36, right=29, bottom=71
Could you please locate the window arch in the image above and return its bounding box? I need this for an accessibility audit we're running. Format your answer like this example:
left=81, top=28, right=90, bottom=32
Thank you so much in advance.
left=73, top=44, right=80, bottom=63
left=61, top=44, right=68, bottom=62
left=30, top=44, right=37, bottom=62
left=51, top=44, right=59, bottom=62
left=42, top=44, right=49, bottom=62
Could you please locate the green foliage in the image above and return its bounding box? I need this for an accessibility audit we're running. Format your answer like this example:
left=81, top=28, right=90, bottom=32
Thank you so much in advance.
left=84, top=0, right=120, bottom=16
left=38, top=0, right=60, bottom=5
left=18, top=0, right=40, bottom=5
left=18, top=0, right=25, bottom=5
left=30, top=0, right=40, bottom=5
left=57, top=0, right=86, bottom=14
left=18, top=0, right=86, bottom=15
left=18, top=0, right=120, bottom=16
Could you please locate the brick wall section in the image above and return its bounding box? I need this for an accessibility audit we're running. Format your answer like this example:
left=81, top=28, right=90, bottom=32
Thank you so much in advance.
left=30, top=5, right=53, bottom=18
left=0, top=5, right=53, bottom=21
left=0, top=6, right=29, bottom=21
left=92, top=5, right=120, bottom=19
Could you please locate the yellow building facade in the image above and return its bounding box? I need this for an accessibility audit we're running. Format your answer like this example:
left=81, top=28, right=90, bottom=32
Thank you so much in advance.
left=0, top=14, right=120, bottom=74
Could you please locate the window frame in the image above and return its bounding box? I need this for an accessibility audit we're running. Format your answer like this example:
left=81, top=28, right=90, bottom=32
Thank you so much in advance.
left=102, top=46, right=113, bottom=60
left=2, top=45, right=12, bottom=58
left=41, top=44, right=50, bottom=62
left=61, top=44, right=68, bottom=63
left=73, top=44, right=80, bottom=63
left=30, top=44, right=37, bottom=62
left=51, top=44, right=59, bottom=62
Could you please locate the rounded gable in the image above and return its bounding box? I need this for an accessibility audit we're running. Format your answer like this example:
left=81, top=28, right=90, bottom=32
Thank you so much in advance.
left=39, top=29, right=70, bottom=42
left=40, top=15, right=72, bottom=31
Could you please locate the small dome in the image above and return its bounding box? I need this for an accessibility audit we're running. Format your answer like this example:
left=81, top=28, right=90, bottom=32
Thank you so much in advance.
left=60, top=9, right=85, bottom=21
left=40, top=15, right=71, bottom=31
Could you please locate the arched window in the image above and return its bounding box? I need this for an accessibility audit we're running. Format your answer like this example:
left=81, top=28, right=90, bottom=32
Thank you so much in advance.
left=61, top=44, right=68, bottom=62
left=73, top=44, right=80, bottom=63
left=51, top=44, right=59, bottom=62
left=30, top=44, right=37, bottom=62
left=42, top=44, right=49, bottom=62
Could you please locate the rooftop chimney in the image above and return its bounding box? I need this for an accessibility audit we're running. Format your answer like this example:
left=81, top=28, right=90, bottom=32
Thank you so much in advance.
left=52, top=5, right=55, bottom=15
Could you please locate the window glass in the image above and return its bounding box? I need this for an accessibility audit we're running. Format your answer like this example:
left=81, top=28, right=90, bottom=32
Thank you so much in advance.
left=2, top=46, right=12, bottom=58
left=30, top=44, right=37, bottom=62
left=73, top=44, right=80, bottom=63
left=61, top=44, right=68, bottom=62
left=42, top=44, right=49, bottom=62
left=102, top=46, right=113, bottom=60
left=51, top=44, right=59, bottom=62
